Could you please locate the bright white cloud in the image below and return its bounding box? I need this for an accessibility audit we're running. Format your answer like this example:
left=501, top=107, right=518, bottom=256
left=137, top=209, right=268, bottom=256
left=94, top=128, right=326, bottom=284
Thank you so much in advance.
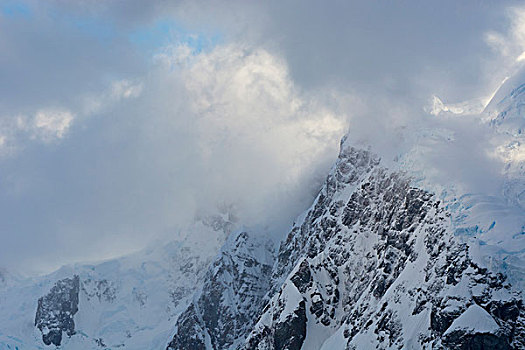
left=0, top=42, right=351, bottom=273
left=31, top=109, right=74, bottom=141
left=180, top=44, right=347, bottom=182
left=485, top=7, right=525, bottom=65
left=147, top=43, right=349, bottom=232
left=0, top=108, right=74, bottom=157
left=1, top=0, right=524, bottom=274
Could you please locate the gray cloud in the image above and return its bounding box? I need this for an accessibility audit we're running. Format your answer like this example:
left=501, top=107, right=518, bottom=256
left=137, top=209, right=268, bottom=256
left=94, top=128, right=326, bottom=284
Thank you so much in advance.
left=0, top=0, right=523, bottom=274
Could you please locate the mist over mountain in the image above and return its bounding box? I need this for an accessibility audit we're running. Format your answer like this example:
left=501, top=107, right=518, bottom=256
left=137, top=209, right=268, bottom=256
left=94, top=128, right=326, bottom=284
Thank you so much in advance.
left=1, top=1, right=525, bottom=349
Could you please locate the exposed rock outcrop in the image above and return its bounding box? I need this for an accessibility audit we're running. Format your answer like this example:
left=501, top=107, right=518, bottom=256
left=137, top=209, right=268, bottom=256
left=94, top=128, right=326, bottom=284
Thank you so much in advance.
left=167, top=231, right=275, bottom=350
left=35, top=275, right=80, bottom=346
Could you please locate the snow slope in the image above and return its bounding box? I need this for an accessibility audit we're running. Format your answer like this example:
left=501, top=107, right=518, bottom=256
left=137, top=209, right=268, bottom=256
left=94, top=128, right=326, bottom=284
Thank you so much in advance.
left=0, top=211, right=234, bottom=349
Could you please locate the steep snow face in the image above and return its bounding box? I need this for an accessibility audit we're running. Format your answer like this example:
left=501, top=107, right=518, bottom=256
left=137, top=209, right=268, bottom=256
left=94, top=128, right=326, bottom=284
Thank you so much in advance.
left=390, top=68, right=525, bottom=294
left=167, top=231, right=275, bottom=350
left=485, top=64, right=525, bottom=182
left=484, top=64, right=525, bottom=124
left=443, top=304, right=500, bottom=336
left=242, top=144, right=524, bottom=349
left=459, top=68, right=525, bottom=292
left=479, top=72, right=525, bottom=292
left=0, top=212, right=234, bottom=350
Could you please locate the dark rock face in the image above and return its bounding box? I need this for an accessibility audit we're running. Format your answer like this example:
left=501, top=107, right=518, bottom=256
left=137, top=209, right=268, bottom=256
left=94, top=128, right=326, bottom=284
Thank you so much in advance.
left=166, top=304, right=207, bottom=350
left=243, top=285, right=307, bottom=350
left=243, top=266, right=310, bottom=350
left=273, top=299, right=307, bottom=350
left=443, top=330, right=512, bottom=350
left=167, top=232, right=274, bottom=350
left=431, top=304, right=465, bottom=335
left=290, top=260, right=312, bottom=294
left=35, top=275, right=80, bottom=346
left=487, top=299, right=523, bottom=322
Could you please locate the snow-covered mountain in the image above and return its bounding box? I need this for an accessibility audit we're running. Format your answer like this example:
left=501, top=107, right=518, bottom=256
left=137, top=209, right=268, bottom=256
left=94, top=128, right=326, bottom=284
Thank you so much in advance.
left=0, top=211, right=235, bottom=349
left=167, top=231, right=275, bottom=350
left=167, top=142, right=524, bottom=349
left=2, top=68, right=525, bottom=349
left=165, top=70, right=525, bottom=349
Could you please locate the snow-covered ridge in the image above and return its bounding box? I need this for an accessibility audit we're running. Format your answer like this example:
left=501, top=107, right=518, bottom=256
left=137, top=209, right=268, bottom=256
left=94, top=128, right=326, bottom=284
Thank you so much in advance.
left=241, top=143, right=523, bottom=349
left=167, top=230, right=275, bottom=350
left=165, top=137, right=524, bottom=349
left=393, top=67, right=525, bottom=294
left=0, top=212, right=234, bottom=349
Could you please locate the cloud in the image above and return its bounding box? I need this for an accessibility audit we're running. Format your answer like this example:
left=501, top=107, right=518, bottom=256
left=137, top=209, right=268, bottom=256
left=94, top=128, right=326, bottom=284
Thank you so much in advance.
left=486, top=7, right=525, bottom=63
left=0, top=41, right=350, bottom=274
left=0, top=77, right=143, bottom=158
left=111, top=80, right=143, bottom=100
left=425, top=95, right=493, bottom=117
left=31, top=109, right=74, bottom=141
left=132, top=42, right=350, bottom=236
left=177, top=44, right=348, bottom=226
left=81, top=79, right=143, bottom=115
left=0, top=108, right=73, bottom=157
left=1, top=0, right=525, bottom=275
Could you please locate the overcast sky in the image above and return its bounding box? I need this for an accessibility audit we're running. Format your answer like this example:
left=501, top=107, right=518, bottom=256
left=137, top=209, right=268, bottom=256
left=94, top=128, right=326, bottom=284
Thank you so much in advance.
left=1, top=0, right=524, bottom=275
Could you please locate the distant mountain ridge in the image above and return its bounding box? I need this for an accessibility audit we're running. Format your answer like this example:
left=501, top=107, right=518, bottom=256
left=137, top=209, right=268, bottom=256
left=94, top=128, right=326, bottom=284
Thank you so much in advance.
left=0, top=211, right=234, bottom=349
